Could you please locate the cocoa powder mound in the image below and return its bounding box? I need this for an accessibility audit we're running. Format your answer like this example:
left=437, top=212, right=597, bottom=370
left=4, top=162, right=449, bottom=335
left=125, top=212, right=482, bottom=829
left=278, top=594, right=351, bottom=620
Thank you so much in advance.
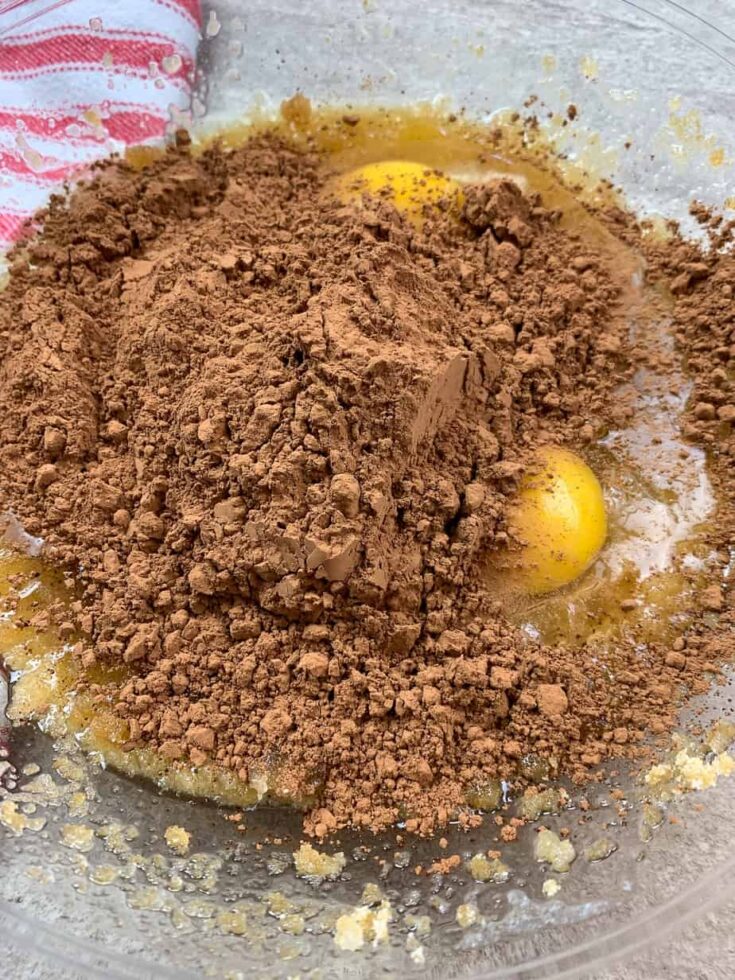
left=0, top=131, right=729, bottom=835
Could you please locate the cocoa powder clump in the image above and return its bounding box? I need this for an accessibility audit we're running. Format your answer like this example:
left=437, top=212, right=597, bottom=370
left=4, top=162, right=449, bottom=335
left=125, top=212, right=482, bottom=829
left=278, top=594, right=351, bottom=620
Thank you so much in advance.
left=0, top=130, right=730, bottom=834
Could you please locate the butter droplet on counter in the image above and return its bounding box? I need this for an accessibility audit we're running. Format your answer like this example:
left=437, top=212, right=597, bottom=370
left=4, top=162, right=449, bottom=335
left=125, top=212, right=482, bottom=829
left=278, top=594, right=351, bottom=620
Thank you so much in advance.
left=293, top=842, right=346, bottom=881
left=164, top=825, right=191, bottom=855
left=534, top=829, right=576, bottom=873
left=542, top=878, right=561, bottom=898
left=60, top=823, right=95, bottom=852
left=334, top=900, right=393, bottom=951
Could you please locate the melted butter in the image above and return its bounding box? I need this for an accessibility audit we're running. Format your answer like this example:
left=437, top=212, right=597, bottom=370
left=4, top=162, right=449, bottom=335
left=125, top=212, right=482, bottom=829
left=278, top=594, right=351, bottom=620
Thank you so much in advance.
left=534, top=828, right=576, bottom=873
left=292, top=842, right=346, bottom=881
left=333, top=900, right=393, bottom=951
left=60, top=822, right=95, bottom=852
left=164, top=825, right=192, bottom=856
left=0, top=799, right=46, bottom=835
left=645, top=732, right=735, bottom=797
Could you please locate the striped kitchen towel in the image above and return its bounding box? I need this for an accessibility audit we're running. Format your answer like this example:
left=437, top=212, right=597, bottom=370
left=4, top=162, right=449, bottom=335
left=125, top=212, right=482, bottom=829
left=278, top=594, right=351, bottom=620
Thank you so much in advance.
left=0, top=0, right=202, bottom=252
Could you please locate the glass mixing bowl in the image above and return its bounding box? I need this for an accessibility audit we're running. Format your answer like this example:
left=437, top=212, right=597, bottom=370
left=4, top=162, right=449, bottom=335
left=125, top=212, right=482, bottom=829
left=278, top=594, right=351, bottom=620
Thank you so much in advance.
left=3, top=1, right=735, bottom=977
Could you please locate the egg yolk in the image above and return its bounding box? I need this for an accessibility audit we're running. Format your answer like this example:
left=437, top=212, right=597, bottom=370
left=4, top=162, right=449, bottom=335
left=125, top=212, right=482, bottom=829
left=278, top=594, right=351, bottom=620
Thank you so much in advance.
left=504, top=446, right=607, bottom=595
left=333, top=159, right=462, bottom=219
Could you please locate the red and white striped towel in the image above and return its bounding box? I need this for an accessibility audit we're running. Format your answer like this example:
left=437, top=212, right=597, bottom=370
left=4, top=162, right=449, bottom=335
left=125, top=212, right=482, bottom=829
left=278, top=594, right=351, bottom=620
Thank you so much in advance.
left=0, top=0, right=202, bottom=251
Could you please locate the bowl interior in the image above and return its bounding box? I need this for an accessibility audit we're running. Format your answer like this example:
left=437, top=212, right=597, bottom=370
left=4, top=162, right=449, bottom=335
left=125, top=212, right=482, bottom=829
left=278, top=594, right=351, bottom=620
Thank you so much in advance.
left=3, top=2, right=735, bottom=977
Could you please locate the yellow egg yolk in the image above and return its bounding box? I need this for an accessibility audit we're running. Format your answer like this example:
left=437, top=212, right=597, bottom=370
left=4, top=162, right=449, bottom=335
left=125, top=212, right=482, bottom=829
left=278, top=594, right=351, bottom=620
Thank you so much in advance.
left=333, top=159, right=462, bottom=220
left=504, top=446, right=607, bottom=595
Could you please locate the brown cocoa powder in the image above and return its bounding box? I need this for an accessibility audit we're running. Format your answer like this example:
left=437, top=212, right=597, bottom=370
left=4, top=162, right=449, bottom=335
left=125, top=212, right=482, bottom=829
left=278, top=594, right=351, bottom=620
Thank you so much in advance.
left=0, top=128, right=733, bottom=835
